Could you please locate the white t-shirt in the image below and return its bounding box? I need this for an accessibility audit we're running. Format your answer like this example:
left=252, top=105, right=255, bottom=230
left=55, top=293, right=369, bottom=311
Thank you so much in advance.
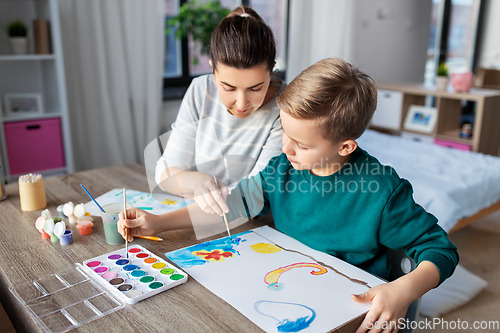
left=155, top=74, right=286, bottom=186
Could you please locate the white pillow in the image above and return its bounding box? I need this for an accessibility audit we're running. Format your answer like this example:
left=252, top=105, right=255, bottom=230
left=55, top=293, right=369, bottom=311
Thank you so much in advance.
left=420, top=264, right=488, bottom=318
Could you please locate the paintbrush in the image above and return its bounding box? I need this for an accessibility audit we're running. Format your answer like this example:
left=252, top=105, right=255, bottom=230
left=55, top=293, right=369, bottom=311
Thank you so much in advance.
left=123, top=188, right=128, bottom=258
left=135, top=235, right=163, bottom=241
left=80, top=184, right=105, bottom=213
left=213, top=175, right=232, bottom=242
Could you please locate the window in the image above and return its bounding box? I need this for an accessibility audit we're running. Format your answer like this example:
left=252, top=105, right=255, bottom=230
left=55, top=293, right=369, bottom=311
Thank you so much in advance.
left=424, top=0, right=483, bottom=86
left=163, top=0, right=289, bottom=98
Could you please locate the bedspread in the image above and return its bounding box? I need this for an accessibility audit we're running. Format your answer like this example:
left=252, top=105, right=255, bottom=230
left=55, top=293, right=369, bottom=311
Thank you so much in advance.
left=357, top=130, right=500, bottom=232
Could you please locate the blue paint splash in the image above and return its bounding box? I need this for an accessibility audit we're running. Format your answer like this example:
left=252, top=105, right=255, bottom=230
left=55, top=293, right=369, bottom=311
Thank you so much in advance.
left=254, top=300, right=316, bottom=332
left=166, top=231, right=250, bottom=268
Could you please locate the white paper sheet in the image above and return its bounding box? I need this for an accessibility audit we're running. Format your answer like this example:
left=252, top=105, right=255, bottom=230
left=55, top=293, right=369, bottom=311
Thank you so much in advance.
left=84, top=188, right=193, bottom=216
left=166, top=226, right=385, bottom=333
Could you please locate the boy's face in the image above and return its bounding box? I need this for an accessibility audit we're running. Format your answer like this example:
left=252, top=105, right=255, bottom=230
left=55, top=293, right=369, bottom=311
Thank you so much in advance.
left=280, top=110, right=348, bottom=177
left=213, top=63, right=272, bottom=119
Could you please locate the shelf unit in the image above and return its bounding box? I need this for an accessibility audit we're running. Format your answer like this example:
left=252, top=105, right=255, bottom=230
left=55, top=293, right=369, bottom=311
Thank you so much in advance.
left=0, top=0, right=73, bottom=182
left=372, top=83, right=500, bottom=156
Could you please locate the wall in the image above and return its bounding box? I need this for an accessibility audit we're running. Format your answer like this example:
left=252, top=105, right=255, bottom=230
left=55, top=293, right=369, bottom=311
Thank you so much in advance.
left=350, top=0, right=432, bottom=83
left=286, top=0, right=432, bottom=84
left=478, top=0, right=500, bottom=68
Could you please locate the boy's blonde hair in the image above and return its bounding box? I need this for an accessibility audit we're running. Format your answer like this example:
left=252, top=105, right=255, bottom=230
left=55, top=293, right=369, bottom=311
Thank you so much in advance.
left=277, top=58, right=377, bottom=144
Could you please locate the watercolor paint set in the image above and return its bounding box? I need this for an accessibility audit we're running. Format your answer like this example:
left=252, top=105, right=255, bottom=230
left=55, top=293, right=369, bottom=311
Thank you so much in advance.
left=82, top=245, right=188, bottom=304
left=9, top=245, right=188, bottom=333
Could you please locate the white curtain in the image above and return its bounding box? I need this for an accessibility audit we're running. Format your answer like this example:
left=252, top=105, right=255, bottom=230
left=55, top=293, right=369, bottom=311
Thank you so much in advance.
left=59, top=0, right=164, bottom=171
left=286, top=0, right=354, bottom=83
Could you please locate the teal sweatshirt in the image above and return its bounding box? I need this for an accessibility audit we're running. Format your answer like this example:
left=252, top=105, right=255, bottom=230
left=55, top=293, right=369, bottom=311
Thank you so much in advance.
left=226, top=147, right=459, bottom=284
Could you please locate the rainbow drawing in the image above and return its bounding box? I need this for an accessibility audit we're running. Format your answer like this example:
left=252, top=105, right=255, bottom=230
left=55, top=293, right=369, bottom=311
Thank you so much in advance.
left=265, top=263, right=327, bottom=290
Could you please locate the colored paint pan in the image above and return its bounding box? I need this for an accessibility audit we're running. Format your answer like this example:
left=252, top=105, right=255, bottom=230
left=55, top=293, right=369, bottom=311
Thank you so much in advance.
left=118, top=284, right=133, bottom=292
left=130, top=270, right=147, bottom=279
left=86, top=261, right=101, bottom=268
left=139, top=276, right=155, bottom=284
left=108, top=254, right=122, bottom=261
left=152, top=262, right=166, bottom=270
left=143, top=258, right=157, bottom=264
left=160, top=268, right=175, bottom=275
left=101, top=271, right=118, bottom=280
left=122, top=264, right=139, bottom=273
left=109, top=278, right=125, bottom=286
left=148, top=282, right=164, bottom=290
left=115, top=259, right=130, bottom=266
left=94, top=266, right=109, bottom=274
left=126, top=290, right=142, bottom=298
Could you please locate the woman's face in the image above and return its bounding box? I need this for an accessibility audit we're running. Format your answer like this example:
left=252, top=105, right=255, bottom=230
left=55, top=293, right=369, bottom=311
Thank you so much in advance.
left=213, top=63, right=272, bottom=119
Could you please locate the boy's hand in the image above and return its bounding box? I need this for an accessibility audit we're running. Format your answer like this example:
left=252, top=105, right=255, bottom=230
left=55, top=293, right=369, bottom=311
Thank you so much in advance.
left=118, top=207, right=163, bottom=242
left=352, top=281, right=412, bottom=333
left=192, top=175, right=229, bottom=216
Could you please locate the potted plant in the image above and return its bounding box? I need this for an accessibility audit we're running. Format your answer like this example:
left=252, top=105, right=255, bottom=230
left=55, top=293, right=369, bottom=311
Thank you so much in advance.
left=436, top=62, right=449, bottom=91
left=5, top=19, right=29, bottom=55
left=166, top=0, right=230, bottom=65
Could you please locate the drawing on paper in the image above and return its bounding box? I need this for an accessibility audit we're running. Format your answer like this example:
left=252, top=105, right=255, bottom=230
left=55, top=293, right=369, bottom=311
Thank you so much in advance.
left=193, top=249, right=233, bottom=262
left=254, top=300, right=316, bottom=332
left=161, top=198, right=177, bottom=205
left=84, top=188, right=192, bottom=216
left=165, top=226, right=383, bottom=333
left=166, top=232, right=250, bottom=268
left=265, top=263, right=328, bottom=291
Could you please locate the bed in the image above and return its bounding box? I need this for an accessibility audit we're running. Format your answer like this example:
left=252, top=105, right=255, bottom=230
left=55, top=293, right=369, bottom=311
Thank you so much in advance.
left=357, top=129, right=500, bottom=233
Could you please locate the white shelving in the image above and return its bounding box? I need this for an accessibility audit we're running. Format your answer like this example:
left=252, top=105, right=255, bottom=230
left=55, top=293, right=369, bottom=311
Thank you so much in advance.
left=0, top=0, right=73, bottom=182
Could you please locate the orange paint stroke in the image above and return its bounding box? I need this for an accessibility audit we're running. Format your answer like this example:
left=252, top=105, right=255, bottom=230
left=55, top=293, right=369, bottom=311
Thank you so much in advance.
left=264, top=262, right=328, bottom=285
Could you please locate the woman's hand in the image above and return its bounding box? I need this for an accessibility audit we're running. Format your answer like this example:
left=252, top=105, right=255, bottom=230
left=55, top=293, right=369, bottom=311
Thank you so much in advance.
left=159, top=168, right=229, bottom=216
left=191, top=175, right=229, bottom=216
left=352, top=281, right=412, bottom=333
left=118, top=207, right=163, bottom=242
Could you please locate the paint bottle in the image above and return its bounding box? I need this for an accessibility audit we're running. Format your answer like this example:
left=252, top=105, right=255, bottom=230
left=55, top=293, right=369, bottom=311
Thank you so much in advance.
left=0, top=165, right=7, bottom=201
left=19, top=174, right=47, bottom=211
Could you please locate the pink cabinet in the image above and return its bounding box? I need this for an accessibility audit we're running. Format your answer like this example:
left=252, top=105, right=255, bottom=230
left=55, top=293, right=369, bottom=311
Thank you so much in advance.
left=4, top=118, right=65, bottom=175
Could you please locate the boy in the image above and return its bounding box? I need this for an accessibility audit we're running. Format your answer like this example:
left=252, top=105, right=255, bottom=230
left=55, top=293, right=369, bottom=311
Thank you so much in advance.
left=119, top=58, right=458, bottom=332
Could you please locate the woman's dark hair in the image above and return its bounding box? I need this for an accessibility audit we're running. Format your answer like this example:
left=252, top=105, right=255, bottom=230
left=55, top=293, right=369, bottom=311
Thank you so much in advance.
left=210, top=6, right=276, bottom=73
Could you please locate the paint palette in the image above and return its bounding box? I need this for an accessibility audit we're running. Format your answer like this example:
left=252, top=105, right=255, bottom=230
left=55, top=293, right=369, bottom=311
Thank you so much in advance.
left=82, top=245, right=188, bottom=304
left=9, top=246, right=188, bottom=333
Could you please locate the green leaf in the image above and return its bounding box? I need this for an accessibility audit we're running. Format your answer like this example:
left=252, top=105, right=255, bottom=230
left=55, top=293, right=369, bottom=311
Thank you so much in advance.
left=6, top=19, right=28, bottom=37
left=165, top=0, right=230, bottom=64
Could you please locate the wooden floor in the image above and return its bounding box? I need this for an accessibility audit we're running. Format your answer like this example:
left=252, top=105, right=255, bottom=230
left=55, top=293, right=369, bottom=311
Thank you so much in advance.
left=0, top=302, right=16, bottom=333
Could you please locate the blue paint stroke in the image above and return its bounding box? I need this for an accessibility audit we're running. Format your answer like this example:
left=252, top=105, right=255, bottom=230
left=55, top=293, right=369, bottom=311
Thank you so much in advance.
left=254, top=300, right=316, bottom=332
left=166, top=231, right=250, bottom=268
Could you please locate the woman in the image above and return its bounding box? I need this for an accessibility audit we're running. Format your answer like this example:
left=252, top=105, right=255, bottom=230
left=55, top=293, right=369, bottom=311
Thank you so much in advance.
left=155, top=6, right=285, bottom=216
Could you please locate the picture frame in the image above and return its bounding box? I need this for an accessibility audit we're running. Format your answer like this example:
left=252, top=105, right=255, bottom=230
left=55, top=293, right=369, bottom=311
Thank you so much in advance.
left=3, top=93, right=43, bottom=117
left=403, top=105, right=437, bottom=133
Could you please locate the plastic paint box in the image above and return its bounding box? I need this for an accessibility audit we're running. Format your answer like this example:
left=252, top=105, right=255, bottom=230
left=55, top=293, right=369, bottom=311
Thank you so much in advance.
left=9, top=245, right=188, bottom=333
left=4, top=118, right=65, bottom=175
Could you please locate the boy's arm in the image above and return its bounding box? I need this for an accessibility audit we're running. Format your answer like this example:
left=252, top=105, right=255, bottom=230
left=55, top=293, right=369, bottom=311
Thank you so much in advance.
left=118, top=164, right=275, bottom=240
left=118, top=204, right=225, bottom=241
left=353, top=261, right=440, bottom=333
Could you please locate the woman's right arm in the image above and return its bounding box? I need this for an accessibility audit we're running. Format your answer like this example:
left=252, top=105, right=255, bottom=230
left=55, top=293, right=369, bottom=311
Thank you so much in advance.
left=155, top=77, right=228, bottom=215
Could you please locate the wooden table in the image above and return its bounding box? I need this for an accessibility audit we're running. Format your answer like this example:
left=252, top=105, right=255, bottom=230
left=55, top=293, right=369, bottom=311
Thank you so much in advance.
left=0, top=164, right=364, bottom=332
